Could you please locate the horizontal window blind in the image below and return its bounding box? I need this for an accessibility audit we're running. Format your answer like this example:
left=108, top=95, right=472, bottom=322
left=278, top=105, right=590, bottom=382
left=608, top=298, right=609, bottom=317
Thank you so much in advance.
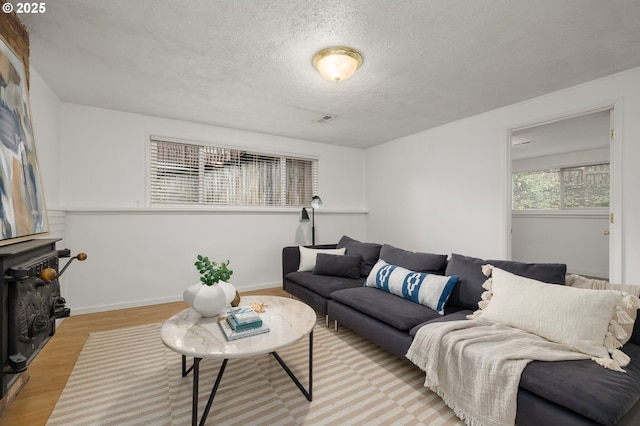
left=150, top=139, right=317, bottom=207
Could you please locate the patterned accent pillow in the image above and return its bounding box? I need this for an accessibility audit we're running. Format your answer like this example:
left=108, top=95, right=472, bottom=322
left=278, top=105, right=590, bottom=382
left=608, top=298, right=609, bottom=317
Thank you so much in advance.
left=365, top=259, right=459, bottom=315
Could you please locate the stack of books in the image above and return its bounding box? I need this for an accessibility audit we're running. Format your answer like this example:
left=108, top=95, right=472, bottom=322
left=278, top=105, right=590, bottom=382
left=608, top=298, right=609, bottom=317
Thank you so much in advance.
left=228, top=306, right=262, bottom=330
left=219, top=306, right=270, bottom=340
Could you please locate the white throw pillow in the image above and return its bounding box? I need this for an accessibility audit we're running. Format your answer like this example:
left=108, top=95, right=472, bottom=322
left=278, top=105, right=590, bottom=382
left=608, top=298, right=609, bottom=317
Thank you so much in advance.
left=566, top=273, right=640, bottom=346
left=470, top=266, right=640, bottom=371
left=298, top=246, right=346, bottom=272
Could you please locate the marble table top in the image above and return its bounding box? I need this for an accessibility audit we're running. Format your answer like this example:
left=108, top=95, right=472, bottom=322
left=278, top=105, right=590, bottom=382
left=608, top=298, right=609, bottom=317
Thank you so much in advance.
left=161, top=295, right=316, bottom=359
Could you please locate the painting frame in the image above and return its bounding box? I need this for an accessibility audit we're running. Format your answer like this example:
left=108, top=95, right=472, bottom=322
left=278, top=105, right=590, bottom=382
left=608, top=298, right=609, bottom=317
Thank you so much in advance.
left=0, top=34, right=49, bottom=246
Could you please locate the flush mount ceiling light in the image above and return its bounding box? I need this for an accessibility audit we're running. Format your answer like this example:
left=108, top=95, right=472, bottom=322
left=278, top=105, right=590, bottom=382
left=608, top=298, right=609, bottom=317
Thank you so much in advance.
left=312, top=46, right=363, bottom=82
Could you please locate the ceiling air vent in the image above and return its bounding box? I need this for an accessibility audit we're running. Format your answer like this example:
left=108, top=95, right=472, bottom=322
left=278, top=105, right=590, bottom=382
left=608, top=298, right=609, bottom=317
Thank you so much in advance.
left=314, top=114, right=336, bottom=124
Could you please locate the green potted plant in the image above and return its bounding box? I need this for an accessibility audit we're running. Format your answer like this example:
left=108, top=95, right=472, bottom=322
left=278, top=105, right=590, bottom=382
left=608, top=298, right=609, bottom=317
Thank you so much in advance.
left=183, top=256, right=237, bottom=317
left=194, top=256, right=233, bottom=285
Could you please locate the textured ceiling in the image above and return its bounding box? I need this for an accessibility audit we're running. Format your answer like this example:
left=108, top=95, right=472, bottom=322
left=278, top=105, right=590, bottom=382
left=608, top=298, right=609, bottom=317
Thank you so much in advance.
left=20, top=0, right=640, bottom=149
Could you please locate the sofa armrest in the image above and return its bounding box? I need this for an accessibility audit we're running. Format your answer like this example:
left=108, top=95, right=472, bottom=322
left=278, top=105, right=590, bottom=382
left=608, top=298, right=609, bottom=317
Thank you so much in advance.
left=282, top=246, right=301, bottom=281
left=282, top=244, right=338, bottom=284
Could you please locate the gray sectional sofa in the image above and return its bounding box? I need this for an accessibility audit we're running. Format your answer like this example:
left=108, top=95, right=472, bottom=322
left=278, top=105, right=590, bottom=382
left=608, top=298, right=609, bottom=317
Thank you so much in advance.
left=282, top=236, right=640, bottom=426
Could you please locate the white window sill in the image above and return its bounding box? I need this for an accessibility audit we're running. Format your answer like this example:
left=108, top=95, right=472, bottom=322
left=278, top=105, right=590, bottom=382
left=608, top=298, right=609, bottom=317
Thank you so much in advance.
left=512, top=209, right=608, bottom=219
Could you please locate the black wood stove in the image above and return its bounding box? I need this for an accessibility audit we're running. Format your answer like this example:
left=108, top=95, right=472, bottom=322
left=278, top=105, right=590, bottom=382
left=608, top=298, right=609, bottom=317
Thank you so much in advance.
left=0, top=239, right=75, bottom=400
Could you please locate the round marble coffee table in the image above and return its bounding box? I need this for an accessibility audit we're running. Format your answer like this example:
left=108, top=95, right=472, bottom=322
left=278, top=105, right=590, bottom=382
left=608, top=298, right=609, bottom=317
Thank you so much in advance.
left=161, top=295, right=316, bottom=426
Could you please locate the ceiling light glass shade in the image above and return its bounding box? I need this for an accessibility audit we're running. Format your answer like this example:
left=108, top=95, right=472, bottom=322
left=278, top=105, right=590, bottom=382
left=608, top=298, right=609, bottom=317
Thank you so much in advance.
left=312, top=47, right=363, bottom=82
left=311, top=195, right=323, bottom=209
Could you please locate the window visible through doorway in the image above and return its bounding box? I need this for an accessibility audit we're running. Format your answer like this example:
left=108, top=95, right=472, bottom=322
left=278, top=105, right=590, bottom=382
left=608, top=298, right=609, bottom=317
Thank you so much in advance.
left=149, top=139, right=317, bottom=207
left=512, top=163, right=609, bottom=210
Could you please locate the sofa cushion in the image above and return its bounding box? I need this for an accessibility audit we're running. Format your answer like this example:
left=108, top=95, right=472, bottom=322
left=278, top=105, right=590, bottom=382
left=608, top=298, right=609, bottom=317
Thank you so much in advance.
left=285, top=271, right=363, bottom=298
left=313, top=253, right=361, bottom=279
left=409, top=309, right=473, bottom=337
left=520, top=343, right=640, bottom=425
left=473, top=266, right=639, bottom=370
left=331, top=287, right=442, bottom=331
left=298, top=246, right=346, bottom=272
left=379, top=244, right=448, bottom=274
left=445, top=253, right=567, bottom=311
left=365, top=259, right=459, bottom=315
left=337, top=235, right=382, bottom=276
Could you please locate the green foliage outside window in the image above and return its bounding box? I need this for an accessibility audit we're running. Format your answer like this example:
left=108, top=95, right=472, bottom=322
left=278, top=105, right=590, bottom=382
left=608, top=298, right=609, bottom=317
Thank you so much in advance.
left=513, top=164, right=609, bottom=210
left=513, top=169, right=560, bottom=209
left=563, top=164, right=610, bottom=208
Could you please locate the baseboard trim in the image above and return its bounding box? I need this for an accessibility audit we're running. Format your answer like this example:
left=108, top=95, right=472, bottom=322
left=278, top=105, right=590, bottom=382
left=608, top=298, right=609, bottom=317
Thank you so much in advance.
left=69, top=282, right=282, bottom=315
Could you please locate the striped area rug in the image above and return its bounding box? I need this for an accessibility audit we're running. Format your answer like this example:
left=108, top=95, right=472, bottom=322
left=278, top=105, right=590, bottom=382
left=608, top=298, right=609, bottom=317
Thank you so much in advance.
left=47, top=317, right=463, bottom=426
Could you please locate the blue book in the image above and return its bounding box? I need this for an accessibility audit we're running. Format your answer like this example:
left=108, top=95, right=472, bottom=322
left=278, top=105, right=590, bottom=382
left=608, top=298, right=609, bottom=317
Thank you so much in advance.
left=227, top=315, right=262, bottom=331
left=219, top=317, right=269, bottom=341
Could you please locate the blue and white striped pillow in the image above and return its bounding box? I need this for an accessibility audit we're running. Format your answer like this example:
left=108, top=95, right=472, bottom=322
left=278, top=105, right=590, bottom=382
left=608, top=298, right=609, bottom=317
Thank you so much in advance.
left=365, top=259, right=459, bottom=315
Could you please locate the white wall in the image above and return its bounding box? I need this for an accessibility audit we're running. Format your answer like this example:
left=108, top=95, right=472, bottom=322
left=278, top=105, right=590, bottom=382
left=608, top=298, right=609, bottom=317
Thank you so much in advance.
left=29, top=68, right=66, bottom=238
left=366, top=66, right=640, bottom=283
left=366, top=115, right=507, bottom=258
left=29, top=68, right=61, bottom=208
left=55, top=104, right=366, bottom=313
left=512, top=213, right=609, bottom=278
left=62, top=210, right=364, bottom=313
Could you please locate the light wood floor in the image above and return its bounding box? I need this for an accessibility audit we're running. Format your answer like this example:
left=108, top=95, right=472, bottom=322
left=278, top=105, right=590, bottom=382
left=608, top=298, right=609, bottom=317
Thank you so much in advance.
left=1, top=287, right=288, bottom=426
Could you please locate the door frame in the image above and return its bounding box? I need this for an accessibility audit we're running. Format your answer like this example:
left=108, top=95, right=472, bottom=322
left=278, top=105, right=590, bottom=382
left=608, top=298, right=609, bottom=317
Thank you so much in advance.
left=505, top=101, right=623, bottom=282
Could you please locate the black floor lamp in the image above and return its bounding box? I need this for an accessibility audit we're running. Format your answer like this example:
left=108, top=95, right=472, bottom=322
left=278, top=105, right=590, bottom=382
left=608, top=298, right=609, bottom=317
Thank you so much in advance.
left=300, top=195, right=323, bottom=247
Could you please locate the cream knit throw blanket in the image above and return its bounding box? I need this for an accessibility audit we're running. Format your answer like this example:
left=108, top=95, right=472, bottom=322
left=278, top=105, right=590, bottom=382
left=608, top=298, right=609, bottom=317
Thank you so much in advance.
left=406, top=319, right=592, bottom=426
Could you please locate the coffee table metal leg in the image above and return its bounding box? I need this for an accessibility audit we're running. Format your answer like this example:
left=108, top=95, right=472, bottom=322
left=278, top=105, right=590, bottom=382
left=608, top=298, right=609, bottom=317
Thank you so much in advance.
left=271, top=330, right=313, bottom=401
left=192, top=357, right=201, bottom=426
left=182, top=355, right=195, bottom=377
left=185, top=331, right=312, bottom=424
left=198, top=359, right=228, bottom=426
left=185, top=357, right=229, bottom=426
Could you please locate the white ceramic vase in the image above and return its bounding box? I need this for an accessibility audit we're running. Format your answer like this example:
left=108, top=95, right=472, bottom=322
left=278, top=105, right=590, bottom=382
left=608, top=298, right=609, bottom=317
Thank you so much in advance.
left=216, top=281, right=237, bottom=305
left=183, top=281, right=235, bottom=317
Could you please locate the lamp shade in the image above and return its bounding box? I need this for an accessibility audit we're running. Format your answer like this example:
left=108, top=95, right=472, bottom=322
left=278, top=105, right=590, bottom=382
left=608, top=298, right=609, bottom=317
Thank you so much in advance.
left=312, top=47, right=363, bottom=82
left=311, top=196, right=323, bottom=209
left=300, top=207, right=310, bottom=222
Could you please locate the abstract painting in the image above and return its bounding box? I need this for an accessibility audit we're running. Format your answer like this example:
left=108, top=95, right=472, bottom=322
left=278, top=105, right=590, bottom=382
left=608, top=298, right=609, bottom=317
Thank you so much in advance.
left=0, top=36, right=48, bottom=245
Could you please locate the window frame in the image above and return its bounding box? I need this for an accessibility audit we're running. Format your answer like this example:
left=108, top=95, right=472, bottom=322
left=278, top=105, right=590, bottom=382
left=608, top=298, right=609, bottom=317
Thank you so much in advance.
left=512, top=161, right=610, bottom=215
left=559, top=163, right=610, bottom=210
left=146, top=136, right=318, bottom=209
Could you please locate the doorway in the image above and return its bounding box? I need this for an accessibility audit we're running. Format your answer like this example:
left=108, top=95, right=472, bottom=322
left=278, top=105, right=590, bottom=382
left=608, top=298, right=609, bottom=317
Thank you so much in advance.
left=509, top=109, right=612, bottom=279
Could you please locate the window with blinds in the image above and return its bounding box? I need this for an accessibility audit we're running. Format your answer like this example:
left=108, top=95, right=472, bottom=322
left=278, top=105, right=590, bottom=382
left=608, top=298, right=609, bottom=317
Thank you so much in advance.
left=149, top=139, right=317, bottom=206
